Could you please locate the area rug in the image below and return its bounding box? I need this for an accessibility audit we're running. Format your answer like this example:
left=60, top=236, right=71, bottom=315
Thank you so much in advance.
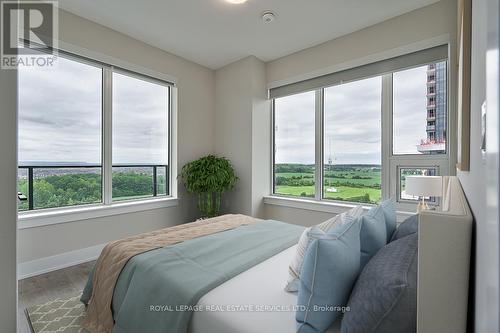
left=25, top=294, right=88, bottom=333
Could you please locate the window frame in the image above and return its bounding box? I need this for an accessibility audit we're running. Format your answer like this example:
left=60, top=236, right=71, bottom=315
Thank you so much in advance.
left=17, top=50, right=106, bottom=211
left=108, top=68, right=172, bottom=203
left=388, top=60, right=450, bottom=211
left=271, top=58, right=451, bottom=210
left=17, top=46, right=178, bottom=226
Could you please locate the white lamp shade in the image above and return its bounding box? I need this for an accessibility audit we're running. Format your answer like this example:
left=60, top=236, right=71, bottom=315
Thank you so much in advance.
left=405, top=176, right=443, bottom=197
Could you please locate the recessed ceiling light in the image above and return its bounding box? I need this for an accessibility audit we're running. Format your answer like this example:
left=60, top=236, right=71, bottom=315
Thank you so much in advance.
left=225, top=0, right=248, bottom=4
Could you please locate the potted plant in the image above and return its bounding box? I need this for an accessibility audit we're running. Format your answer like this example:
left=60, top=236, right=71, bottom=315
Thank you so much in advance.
left=180, top=155, right=238, bottom=218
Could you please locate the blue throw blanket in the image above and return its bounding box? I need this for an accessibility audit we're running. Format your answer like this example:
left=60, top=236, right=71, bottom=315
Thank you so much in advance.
left=81, top=220, right=304, bottom=333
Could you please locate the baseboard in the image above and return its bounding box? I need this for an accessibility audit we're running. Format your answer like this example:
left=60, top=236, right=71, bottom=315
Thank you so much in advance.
left=18, top=243, right=105, bottom=280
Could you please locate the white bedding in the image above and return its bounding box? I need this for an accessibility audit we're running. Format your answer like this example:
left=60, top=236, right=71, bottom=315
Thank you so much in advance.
left=189, top=245, right=341, bottom=333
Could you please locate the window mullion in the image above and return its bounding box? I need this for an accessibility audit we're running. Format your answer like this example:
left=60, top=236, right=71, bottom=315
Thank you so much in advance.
left=270, top=99, right=276, bottom=195
left=103, top=67, right=113, bottom=205
left=314, top=89, right=324, bottom=201
left=381, top=74, right=392, bottom=201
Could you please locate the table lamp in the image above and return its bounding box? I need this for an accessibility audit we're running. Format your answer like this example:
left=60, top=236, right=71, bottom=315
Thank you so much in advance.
left=405, top=176, right=443, bottom=212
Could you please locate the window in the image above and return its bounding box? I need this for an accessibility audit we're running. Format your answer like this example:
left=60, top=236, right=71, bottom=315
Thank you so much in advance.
left=393, top=62, right=447, bottom=155
left=389, top=60, right=449, bottom=208
left=18, top=54, right=103, bottom=211
left=18, top=51, right=173, bottom=213
left=323, top=77, right=382, bottom=204
left=112, top=72, right=170, bottom=201
left=273, top=91, right=315, bottom=198
left=271, top=46, right=450, bottom=208
left=399, top=167, right=438, bottom=202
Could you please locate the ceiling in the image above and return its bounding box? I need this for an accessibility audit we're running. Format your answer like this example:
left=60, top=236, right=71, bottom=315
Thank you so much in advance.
left=58, top=0, right=440, bottom=70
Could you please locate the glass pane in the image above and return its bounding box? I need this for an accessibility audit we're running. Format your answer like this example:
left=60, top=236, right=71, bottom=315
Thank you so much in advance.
left=112, top=167, right=154, bottom=201
left=400, top=167, right=438, bottom=201
left=33, top=167, right=102, bottom=210
left=112, top=72, right=169, bottom=200
left=18, top=168, right=29, bottom=211
left=323, top=77, right=382, bottom=204
left=156, top=166, right=168, bottom=196
left=18, top=54, right=103, bottom=211
left=393, top=62, right=447, bottom=155
left=273, top=91, right=316, bottom=198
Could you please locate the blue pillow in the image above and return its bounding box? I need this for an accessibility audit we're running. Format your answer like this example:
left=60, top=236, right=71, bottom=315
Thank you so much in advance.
left=359, top=205, right=387, bottom=268
left=296, top=217, right=361, bottom=333
left=380, top=199, right=397, bottom=242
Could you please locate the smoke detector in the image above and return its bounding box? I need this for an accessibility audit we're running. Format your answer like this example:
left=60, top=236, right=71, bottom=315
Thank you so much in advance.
left=261, top=11, right=276, bottom=24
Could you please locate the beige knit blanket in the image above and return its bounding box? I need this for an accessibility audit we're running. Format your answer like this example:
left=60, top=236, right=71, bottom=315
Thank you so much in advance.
left=83, top=214, right=258, bottom=333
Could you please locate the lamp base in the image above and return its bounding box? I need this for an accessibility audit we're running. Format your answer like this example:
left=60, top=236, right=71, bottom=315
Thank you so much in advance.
left=417, top=198, right=429, bottom=212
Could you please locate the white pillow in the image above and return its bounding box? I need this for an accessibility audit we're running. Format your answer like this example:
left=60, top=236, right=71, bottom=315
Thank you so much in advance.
left=284, top=205, right=365, bottom=292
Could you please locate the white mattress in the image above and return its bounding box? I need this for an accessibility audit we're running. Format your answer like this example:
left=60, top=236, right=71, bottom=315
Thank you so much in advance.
left=189, top=245, right=341, bottom=333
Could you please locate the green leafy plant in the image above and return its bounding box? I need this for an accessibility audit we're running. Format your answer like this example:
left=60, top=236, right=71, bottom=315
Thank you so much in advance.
left=180, top=155, right=238, bottom=218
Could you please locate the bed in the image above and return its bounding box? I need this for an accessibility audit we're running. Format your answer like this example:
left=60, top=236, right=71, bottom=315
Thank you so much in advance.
left=190, top=245, right=340, bottom=333
left=81, top=176, right=471, bottom=333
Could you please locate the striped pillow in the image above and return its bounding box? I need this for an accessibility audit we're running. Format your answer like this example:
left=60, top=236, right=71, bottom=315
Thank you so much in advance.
left=284, top=205, right=365, bottom=292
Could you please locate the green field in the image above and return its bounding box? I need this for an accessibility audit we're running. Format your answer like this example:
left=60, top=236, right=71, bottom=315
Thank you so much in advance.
left=275, top=164, right=381, bottom=204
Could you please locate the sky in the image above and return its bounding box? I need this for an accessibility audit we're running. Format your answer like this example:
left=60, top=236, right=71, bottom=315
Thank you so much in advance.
left=275, top=65, right=432, bottom=165
left=18, top=56, right=169, bottom=165
left=393, top=66, right=430, bottom=154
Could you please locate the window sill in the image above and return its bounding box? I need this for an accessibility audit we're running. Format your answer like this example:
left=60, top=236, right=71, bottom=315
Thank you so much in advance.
left=263, top=195, right=414, bottom=222
left=18, top=197, right=179, bottom=230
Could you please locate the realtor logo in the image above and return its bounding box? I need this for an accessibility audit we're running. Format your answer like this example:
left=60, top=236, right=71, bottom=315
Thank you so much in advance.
left=1, top=0, right=58, bottom=69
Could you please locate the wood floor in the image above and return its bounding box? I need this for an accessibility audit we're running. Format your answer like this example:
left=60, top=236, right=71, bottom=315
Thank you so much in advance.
left=17, top=261, right=95, bottom=333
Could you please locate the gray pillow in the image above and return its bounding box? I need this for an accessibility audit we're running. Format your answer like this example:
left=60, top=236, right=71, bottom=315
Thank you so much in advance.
left=341, top=233, right=418, bottom=333
left=390, top=214, right=419, bottom=242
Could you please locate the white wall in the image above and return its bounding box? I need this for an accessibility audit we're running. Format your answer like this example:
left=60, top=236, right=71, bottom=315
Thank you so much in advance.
left=250, top=57, right=271, bottom=218
left=0, top=42, right=19, bottom=332
left=18, top=9, right=215, bottom=264
left=3, top=2, right=491, bottom=331
left=263, top=205, right=333, bottom=227
left=266, top=0, right=457, bottom=87
left=214, top=56, right=270, bottom=217
left=214, top=57, right=253, bottom=215
left=264, top=0, right=458, bottom=225
left=456, top=0, right=500, bottom=331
